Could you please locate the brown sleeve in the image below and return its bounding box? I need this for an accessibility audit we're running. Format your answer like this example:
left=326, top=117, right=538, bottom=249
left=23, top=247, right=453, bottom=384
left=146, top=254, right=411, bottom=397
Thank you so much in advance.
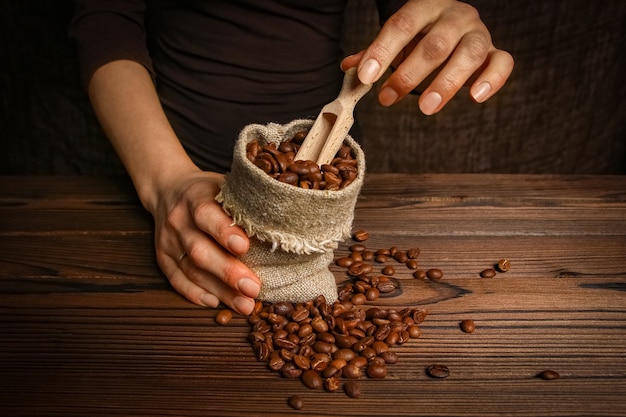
left=68, top=0, right=153, bottom=90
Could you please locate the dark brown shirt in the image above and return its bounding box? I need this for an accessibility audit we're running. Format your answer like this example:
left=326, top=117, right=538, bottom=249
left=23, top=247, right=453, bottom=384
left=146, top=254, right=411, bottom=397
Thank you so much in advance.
left=70, top=0, right=404, bottom=172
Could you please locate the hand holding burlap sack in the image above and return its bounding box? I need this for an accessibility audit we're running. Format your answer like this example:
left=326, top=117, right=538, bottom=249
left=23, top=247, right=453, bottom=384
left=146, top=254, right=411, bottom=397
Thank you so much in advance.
left=216, top=119, right=365, bottom=303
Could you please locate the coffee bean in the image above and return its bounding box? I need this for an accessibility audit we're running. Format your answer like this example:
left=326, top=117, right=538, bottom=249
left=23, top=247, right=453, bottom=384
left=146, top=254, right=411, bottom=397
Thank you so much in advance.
left=301, top=369, right=323, bottom=389
left=365, top=287, right=380, bottom=301
left=352, top=230, right=369, bottom=242
left=497, top=258, right=511, bottom=272
left=335, top=257, right=353, bottom=267
left=349, top=244, right=366, bottom=253
left=344, top=380, right=361, bottom=398
left=460, top=319, right=476, bottom=333
left=351, top=293, right=366, bottom=305
left=406, top=259, right=419, bottom=269
left=215, top=309, right=233, bottom=325
left=377, top=280, right=396, bottom=293
left=367, top=363, right=388, bottom=379
left=382, top=265, right=395, bottom=276
left=537, top=370, right=560, bottom=380
left=381, top=350, right=399, bottom=364
left=426, top=268, right=443, bottom=280
left=342, top=363, right=362, bottom=379
left=407, top=247, right=420, bottom=259
left=480, top=268, right=497, bottom=278
left=288, top=395, right=304, bottom=410
left=426, top=364, right=450, bottom=378
left=324, top=374, right=341, bottom=392
left=413, top=269, right=427, bottom=279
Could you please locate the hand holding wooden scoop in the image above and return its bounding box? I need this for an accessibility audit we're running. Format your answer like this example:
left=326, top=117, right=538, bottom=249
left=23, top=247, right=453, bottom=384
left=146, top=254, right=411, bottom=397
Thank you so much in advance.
left=294, top=68, right=372, bottom=166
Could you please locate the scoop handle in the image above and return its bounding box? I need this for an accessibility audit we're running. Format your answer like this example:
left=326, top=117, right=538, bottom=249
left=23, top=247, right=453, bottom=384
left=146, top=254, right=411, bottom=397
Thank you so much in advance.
left=314, top=68, right=372, bottom=166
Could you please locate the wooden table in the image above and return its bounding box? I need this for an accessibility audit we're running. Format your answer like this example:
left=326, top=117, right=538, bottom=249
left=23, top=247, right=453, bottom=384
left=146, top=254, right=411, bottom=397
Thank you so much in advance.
left=1, top=174, right=625, bottom=417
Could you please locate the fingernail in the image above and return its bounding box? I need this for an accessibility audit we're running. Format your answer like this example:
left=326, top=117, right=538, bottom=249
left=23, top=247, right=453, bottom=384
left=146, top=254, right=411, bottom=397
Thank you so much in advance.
left=379, top=87, right=399, bottom=107
left=420, top=91, right=442, bottom=115
left=238, top=277, right=260, bottom=298
left=233, top=296, right=255, bottom=315
left=200, top=293, right=218, bottom=308
left=227, top=234, right=247, bottom=254
left=471, top=82, right=492, bottom=103
left=358, top=59, right=380, bottom=84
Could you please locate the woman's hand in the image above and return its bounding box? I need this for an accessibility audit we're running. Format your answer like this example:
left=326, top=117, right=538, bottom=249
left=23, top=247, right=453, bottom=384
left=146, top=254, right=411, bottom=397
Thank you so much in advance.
left=341, top=0, right=514, bottom=115
left=152, top=171, right=261, bottom=315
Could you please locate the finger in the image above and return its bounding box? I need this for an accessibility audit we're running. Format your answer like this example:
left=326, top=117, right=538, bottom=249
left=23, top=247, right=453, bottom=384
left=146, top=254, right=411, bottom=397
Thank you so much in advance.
left=356, top=1, right=429, bottom=84
left=340, top=51, right=365, bottom=71
left=189, top=197, right=250, bottom=257
left=412, top=30, right=492, bottom=114
left=180, top=256, right=256, bottom=315
left=469, top=49, right=514, bottom=103
left=179, top=226, right=261, bottom=299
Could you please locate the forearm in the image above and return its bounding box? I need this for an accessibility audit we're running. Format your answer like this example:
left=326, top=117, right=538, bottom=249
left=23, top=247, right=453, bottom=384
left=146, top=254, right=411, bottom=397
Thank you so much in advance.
left=87, top=60, right=199, bottom=213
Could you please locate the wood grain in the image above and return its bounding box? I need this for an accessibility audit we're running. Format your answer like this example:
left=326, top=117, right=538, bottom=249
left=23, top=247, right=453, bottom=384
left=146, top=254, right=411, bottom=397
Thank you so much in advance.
left=1, top=175, right=625, bottom=416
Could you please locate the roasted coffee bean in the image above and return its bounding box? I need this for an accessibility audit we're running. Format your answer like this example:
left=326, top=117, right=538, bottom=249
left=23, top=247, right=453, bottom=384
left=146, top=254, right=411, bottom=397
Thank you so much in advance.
left=407, top=247, right=420, bottom=259
left=268, top=352, right=285, bottom=371
left=342, top=363, right=362, bottom=379
left=381, top=350, right=399, bottom=364
left=426, top=364, right=450, bottom=378
left=377, top=280, right=396, bottom=293
left=351, top=293, right=367, bottom=305
left=365, top=287, right=380, bottom=301
left=323, top=365, right=341, bottom=379
left=324, top=374, right=341, bottom=392
left=407, top=324, right=421, bottom=339
left=412, top=308, right=429, bottom=323
left=353, top=230, right=369, bottom=242
left=367, top=363, right=388, bottom=379
left=291, top=308, right=310, bottom=322
left=311, top=316, right=329, bottom=333
left=413, top=269, right=427, bottom=279
left=537, top=370, right=560, bottom=380
left=215, top=309, right=233, bottom=325
left=362, top=250, right=374, bottom=261
left=350, top=243, right=366, bottom=253
left=480, top=268, right=497, bottom=278
left=301, top=369, right=323, bottom=389
left=293, top=354, right=311, bottom=370
left=382, top=265, right=395, bottom=276
left=288, top=395, right=304, bottom=410
left=350, top=356, right=369, bottom=369
left=460, top=319, right=476, bottom=333
left=277, top=171, right=299, bottom=185
left=344, top=380, right=361, bottom=398
left=406, top=259, right=419, bottom=269
left=375, top=254, right=388, bottom=263
left=254, top=342, right=271, bottom=362
left=333, top=348, right=357, bottom=362
left=426, top=268, right=443, bottom=280
left=498, top=258, right=511, bottom=272
left=393, top=251, right=408, bottom=263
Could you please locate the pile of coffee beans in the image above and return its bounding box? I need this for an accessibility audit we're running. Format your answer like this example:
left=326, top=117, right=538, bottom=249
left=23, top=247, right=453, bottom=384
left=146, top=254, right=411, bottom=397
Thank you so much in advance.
left=246, top=131, right=358, bottom=190
left=247, top=293, right=427, bottom=400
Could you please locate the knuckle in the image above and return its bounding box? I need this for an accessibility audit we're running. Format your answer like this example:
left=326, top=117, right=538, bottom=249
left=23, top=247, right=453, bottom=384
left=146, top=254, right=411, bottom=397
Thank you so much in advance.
left=420, top=33, right=451, bottom=64
left=385, top=11, right=415, bottom=39
left=463, top=33, right=490, bottom=64
left=186, top=241, right=206, bottom=265
left=392, top=69, right=420, bottom=93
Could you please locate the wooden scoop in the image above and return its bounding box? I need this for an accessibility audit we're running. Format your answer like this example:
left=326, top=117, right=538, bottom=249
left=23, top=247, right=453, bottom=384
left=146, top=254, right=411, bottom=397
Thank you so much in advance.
left=294, top=67, right=372, bottom=166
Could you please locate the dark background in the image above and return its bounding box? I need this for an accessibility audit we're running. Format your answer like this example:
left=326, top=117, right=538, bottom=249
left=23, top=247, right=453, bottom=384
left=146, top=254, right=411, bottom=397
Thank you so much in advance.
left=1, top=0, right=624, bottom=175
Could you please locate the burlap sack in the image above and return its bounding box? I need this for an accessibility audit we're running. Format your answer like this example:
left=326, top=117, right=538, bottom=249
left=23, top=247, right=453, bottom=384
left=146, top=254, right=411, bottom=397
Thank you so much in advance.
left=216, top=119, right=365, bottom=303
